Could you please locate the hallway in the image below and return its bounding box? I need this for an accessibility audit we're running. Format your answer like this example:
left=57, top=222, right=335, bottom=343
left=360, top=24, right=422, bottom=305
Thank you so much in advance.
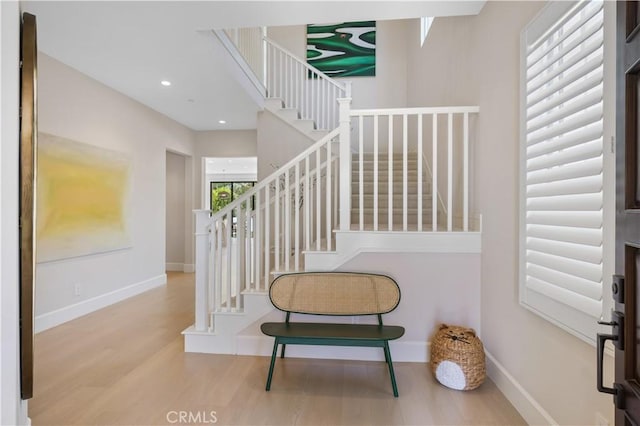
left=29, top=272, right=525, bottom=425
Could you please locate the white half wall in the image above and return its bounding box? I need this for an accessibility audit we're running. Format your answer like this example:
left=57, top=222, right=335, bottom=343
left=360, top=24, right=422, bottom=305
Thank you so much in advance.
left=406, top=3, right=615, bottom=425
left=330, top=251, right=479, bottom=362
left=204, top=250, right=481, bottom=364
left=35, top=53, right=196, bottom=331
left=0, top=3, right=27, bottom=425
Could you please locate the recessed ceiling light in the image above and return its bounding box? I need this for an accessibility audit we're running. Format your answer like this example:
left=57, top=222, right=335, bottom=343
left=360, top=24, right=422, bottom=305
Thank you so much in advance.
left=218, top=120, right=226, bottom=124
left=161, top=80, right=171, bottom=86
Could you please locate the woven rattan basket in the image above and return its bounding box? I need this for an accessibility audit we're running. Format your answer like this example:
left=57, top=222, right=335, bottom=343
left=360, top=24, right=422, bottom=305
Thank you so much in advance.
left=430, top=324, right=485, bottom=390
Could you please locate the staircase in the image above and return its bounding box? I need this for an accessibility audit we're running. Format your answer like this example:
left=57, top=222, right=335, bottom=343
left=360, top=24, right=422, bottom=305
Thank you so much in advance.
left=264, top=98, right=330, bottom=141
left=184, top=27, right=481, bottom=358
left=352, top=152, right=436, bottom=231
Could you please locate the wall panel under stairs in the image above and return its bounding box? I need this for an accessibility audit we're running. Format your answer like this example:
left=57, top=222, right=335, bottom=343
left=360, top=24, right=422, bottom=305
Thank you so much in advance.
left=213, top=250, right=481, bottom=362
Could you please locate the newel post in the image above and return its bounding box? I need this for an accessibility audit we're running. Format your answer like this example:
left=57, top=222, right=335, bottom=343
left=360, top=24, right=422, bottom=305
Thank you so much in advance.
left=194, top=210, right=210, bottom=331
left=338, top=96, right=352, bottom=231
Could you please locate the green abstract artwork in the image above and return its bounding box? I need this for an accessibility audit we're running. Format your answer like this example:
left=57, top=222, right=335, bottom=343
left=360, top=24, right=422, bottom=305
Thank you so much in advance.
left=307, top=21, right=376, bottom=77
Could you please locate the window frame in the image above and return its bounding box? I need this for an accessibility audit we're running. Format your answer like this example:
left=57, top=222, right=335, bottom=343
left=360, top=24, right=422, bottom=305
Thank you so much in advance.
left=518, top=0, right=615, bottom=345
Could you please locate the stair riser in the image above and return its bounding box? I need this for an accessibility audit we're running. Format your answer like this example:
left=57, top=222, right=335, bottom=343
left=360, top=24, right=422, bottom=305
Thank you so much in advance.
left=352, top=208, right=434, bottom=216
left=353, top=154, right=422, bottom=160
left=352, top=171, right=424, bottom=179
left=265, top=98, right=285, bottom=109
left=350, top=215, right=434, bottom=225
left=279, top=108, right=300, bottom=121
left=352, top=183, right=432, bottom=194
left=294, top=119, right=315, bottom=132
left=353, top=192, right=432, bottom=200
left=265, top=97, right=324, bottom=140
left=352, top=198, right=431, bottom=209
left=353, top=162, right=419, bottom=171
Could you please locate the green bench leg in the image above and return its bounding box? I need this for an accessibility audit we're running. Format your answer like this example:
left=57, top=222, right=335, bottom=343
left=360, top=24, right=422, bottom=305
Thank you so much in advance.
left=383, top=341, right=399, bottom=397
left=280, top=344, right=286, bottom=358
left=266, top=338, right=279, bottom=391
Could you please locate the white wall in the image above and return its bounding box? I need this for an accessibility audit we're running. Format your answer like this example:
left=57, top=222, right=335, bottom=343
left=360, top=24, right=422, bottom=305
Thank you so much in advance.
left=207, top=172, right=256, bottom=182
left=406, top=3, right=615, bottom=425
left=267, top=20, right=408, bottom=109
left=165, top=151, right=186, bottom=268
left=338, top=252, right=481, bottom=344
left=194, top=130, right=257, bottom=209
left=256, top=110, right=314, bottom=180
left=35, top=53, right=196, bottom=331
left=0, top=3, right=27, bottom=424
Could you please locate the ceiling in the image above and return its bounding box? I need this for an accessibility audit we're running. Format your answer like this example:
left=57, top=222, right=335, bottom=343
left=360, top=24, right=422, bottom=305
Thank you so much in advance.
left=22, top=1, right=485, bottom=131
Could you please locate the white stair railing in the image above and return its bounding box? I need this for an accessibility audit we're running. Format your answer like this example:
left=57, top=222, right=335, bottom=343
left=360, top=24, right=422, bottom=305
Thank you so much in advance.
left=214, top=28, right=350, bottom=130
left=196, top=26, right=482, bottom=335
left=194, top=128, right=341, bottom=331
left=264, top=37, right=350, bottom=130
left=350, top=106, right=480, bottom=232
left=223, top=27, right=267, bottom=85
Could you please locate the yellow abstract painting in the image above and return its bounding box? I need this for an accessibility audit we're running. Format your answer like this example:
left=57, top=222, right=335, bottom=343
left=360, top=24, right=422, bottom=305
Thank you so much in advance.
left=37, top=133, right=131, bottom=262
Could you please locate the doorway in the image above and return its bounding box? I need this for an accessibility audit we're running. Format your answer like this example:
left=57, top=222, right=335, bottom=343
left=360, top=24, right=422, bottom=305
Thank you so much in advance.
left=166, top=151, right=192, bottom=273
left=203, top=157, right=257, bottom=212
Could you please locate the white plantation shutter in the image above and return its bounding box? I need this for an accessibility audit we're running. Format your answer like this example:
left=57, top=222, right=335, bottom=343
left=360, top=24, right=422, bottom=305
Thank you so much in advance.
left=520, top=0, right=605, bottom=342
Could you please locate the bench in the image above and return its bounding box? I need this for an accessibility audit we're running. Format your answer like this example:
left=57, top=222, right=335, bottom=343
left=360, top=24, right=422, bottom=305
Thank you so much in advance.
left=260, top=272, right=405, bottom=397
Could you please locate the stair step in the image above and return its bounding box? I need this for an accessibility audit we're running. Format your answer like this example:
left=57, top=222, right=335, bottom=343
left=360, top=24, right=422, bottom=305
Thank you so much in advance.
left=352, top=196, right=432, bottom=209
left=354, top=152, right=421, bottom=160
left=352, top=181, right=432, bottom=193
left=352, top=170, right=424, bottom=180
left=352, top=207, right=434, bottom=215
left=351, top=213, right=434, bottom=225
left=279, top=108, right=300, bottom=121
left=353, top=192, right=432, bottom=200
left=353, top=155, right=419, bottom=160
left=353, top=158, right=419, bottom=167
left=351, top=158, right=426, bottom=171
left=293, top=119, right=316, bottom=133
left=264, top=97, right=321, bottom=138
left=265, top=97, right=285, bottom=110
left=351, top=219, right=434, bottom=227
left=310, top=129, right=330, bottom=140
left=349, top=223, right=438, bottom=231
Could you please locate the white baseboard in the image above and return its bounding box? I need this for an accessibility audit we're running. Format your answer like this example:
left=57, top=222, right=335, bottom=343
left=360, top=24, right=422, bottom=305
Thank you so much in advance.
left=35, top=274, right=167, bottom=333
left=20, top=400, right=30, bottom=426
left=485, top=350, right=558, bottom=426
left=166, top=263, right=195, bottom=273
left=166, top=262, right=184, bottom=272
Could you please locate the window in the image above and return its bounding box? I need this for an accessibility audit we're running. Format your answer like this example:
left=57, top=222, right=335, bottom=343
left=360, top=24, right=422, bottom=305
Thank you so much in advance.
left=210, top=181, right=255, bottom=213
left=519, top=0, right=612, bottom=343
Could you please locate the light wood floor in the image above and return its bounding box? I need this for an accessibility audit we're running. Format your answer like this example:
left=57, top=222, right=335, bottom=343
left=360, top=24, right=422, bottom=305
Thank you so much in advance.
left=29, top=272, right=525, bottom=426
